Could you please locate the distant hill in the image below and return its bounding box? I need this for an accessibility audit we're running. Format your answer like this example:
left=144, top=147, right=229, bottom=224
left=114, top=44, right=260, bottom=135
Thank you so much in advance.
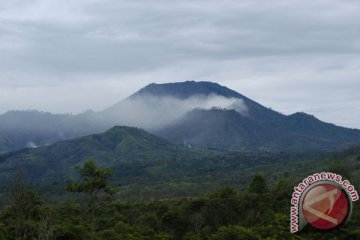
left=0, top=126, right=199, bottom=186
left=0, top=125, right=327, bottom=198
left=0, top=123, right=359, bottom=198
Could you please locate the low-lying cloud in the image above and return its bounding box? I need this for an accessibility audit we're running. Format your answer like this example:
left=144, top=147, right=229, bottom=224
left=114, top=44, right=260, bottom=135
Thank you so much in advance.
left=102, top=94, right=248, bottom=130
left=26, top=141, right=38, bottom=148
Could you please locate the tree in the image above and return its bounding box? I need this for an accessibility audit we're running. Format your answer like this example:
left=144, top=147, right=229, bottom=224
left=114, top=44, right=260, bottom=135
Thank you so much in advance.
left=68, top=160, right=115, bottom=202
left=67, top=160, right=115, bottom=229
left=248, top=174, right=268, bottom=194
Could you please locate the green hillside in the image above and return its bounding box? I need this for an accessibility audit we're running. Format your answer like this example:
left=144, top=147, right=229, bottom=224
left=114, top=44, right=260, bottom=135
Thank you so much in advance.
left=0, top=126, right=201, bottom=188
left=0, top=124, right=325, bottom=199
left=0, top=124, right=359, bottom=200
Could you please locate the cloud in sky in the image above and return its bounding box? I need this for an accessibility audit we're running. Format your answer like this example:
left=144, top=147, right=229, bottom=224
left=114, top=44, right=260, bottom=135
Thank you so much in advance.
left=0, top=0, right=360, bottom=127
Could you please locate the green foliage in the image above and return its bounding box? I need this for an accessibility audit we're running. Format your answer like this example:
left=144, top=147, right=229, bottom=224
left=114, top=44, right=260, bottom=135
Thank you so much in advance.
left=0, top=171, right=55, bottom=240
left=67, top=160, right=115, bottom=203
left=67, top=160, right=116, bottom=239
left=1, top=146, right=360, bottom=239
left=1, top=174, right=360, bottom=239
left=248, top=174, right=268, bottom=194
left=209, top=225, right=260, bottom=240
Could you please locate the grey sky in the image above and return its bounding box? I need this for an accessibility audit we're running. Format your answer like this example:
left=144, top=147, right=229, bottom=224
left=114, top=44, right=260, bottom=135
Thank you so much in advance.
left=1, top=0, right=360, bottom=128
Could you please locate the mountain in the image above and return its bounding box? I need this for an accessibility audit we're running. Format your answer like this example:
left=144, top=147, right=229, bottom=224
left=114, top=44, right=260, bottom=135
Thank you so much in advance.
left=156, top=108, right=360, bottom=152
left=1, top=80, right=360, bottom=153
left=0, top=110, right=105, bottom=152
left=108, top=81, right=283, bottom=120
left=0, top=126, right=199, bottom=186
left=124, top=81, right=360, bottom=152
left=101, top=81, right=284, bottom=131
left=131, top=80, right=245, bottom=99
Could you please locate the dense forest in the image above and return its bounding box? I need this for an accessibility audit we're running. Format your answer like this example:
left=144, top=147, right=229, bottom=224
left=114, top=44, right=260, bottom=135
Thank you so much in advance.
left=1, top=147, right=360, bottom=240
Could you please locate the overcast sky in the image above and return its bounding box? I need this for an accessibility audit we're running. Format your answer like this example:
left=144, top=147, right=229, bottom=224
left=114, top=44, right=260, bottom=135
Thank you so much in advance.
left=1, top=0, right=360, bottom=128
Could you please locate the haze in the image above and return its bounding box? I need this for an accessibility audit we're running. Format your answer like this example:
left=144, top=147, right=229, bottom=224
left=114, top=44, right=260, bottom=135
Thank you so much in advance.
left=103, top=94, right=248, bottom=130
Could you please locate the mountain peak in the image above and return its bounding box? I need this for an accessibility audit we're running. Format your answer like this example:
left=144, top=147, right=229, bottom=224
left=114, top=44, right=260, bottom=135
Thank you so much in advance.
left=104, top=125, right=150, bottom=139
left=131, top=81, right=244, bottom=99
left=103, top=80, right=285, bottom=131
left=107, top=125, right=142, bottom=132
left=289, top=112, right=316, bottom=119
